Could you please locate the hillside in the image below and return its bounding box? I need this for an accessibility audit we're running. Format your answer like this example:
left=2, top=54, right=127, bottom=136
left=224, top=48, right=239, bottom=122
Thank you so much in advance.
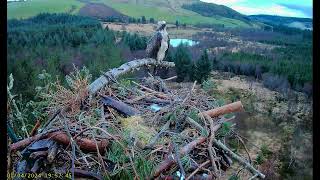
left=182, top=1, right=251, bottom=24
left=7, top=0, right=256, bottom=28
left=249, top=15, right=313, bottom=30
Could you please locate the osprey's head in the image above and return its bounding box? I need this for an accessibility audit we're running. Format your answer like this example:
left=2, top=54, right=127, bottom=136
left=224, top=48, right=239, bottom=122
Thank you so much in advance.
left=157, top=21, right=167, bottom=31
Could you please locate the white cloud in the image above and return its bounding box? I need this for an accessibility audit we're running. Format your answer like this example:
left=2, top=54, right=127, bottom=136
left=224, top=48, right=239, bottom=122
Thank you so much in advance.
left=230, top=4, right=307, bottom=17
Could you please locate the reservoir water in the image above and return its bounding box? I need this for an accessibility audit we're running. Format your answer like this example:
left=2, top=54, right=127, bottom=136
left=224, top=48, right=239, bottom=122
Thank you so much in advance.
left=170, top=38, right=199, bottom=47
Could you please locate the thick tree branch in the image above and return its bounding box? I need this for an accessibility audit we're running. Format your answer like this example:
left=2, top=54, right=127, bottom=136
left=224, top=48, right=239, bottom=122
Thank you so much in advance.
left=88, top=58, right=175, bottom=95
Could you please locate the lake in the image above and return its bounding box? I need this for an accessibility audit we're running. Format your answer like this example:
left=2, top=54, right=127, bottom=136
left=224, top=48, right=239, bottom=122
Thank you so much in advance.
left=170, top=38, right=199, bottom=47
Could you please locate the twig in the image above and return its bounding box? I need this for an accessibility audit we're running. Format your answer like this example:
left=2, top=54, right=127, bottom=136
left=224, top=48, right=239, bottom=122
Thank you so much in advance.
left=153, top=137, right=207, bottom=178
left=237, top=135, right=252, bottom=164
left=39, top=109, right=61, bottom=133
left=173, top=142, right=186, bottom=180
left=181, top=81, right=197, bottom=105
left=248, top=174, right=259, bottom=180
left=91, top=131, right=107, bottom=175
left=213, top=140, right=265, bottom=179
left=208, top=117, right=218, bottom=177
left=164, top=76, right=177, bottom=81
left=132, top=81, right=169, bottom=99
left=185, top=117, right=208, bottom=136
left=30, top=120, right=41, bottom=136
left=186, top=160, right=210, bottom=180
left=58, top=117, right=90, bottom=166
left=145, top=119, right=171, bottom=149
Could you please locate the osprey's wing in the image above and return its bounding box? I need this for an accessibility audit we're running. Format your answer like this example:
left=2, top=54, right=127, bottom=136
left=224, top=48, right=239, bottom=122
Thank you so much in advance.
left=146, top=32, right=162, bottom=59
left=165, top=35, right=170, bottom=60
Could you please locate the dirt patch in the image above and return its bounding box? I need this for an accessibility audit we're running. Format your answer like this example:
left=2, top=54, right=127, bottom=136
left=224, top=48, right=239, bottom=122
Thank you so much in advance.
left=105, top=23, right=158, bottom=36
left=79, top=3, right=128, bottom=21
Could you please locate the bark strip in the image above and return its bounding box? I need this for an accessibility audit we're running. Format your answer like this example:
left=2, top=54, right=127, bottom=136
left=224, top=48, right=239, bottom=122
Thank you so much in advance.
left=199, top=101, right=244, bottom=118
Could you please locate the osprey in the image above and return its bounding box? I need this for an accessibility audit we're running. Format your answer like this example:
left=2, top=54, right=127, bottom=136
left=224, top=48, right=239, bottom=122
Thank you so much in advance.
left=146, top=21, right=170, bottom=63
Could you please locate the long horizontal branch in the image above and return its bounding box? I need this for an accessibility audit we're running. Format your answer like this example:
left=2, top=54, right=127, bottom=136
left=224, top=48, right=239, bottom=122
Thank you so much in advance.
left=88, top=58, right=175, bottom=95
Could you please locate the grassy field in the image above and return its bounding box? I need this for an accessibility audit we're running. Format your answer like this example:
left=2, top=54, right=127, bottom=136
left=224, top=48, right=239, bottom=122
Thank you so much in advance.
left=97, top=0, right=251, bottom=28
left=7, top=0, right=85, bottom=19
left=7, top=0, right=253, bottom=28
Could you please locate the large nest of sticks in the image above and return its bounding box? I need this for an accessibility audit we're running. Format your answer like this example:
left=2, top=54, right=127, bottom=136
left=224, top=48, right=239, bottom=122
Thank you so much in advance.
left=8, top=61, right=265, bottom=180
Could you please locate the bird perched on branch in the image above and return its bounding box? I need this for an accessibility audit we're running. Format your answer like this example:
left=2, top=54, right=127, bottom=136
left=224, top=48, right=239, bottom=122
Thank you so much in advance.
left=146, top=21, right=170, bottom=63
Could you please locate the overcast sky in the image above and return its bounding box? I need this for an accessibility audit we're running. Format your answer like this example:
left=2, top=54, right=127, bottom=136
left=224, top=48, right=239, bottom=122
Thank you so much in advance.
left=200, top=0, right=312, bottom=18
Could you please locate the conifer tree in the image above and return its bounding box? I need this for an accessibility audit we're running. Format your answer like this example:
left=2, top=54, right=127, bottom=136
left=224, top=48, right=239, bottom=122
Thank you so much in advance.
left=174, top=45, right=192, bottom=82
left=193, top=50, right=212, bottom=83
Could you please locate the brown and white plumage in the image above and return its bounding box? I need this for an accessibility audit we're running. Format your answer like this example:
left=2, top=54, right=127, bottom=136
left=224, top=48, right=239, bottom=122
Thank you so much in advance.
left=146, top=21, right=170, bottom=63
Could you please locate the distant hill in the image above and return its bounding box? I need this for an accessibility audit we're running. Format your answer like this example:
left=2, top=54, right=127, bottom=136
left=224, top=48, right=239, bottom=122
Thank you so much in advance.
left=249, top=15, right=313, bottom=30
left=7, top=0, right=257, bottom=28
left=78, top=3, right=129, bottom=21
left=182, top=2, right=251, bottom=24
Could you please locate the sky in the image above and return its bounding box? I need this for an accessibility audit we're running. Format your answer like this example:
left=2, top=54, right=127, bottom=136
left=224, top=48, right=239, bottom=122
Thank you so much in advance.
left=200, top=0, right=312, bottom=18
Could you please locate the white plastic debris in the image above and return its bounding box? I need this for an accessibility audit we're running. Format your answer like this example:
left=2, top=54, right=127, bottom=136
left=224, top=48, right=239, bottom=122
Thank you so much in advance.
left=150, top=104, right=161, bottom=112
left=176, top=171, right=185, bottom=180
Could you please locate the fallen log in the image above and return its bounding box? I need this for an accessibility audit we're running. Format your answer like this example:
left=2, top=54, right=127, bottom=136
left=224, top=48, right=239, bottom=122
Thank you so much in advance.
left=47, top=132, right=109, bottom=153
left=88, top=58, right=175, bottom=94
left=101, top=95, right=140, bottom=116
left=10, top=131, right=52, bottom=152
left=10, top=130, right=109, bottom=153
left=153, top=137, right=207, bottom=178
left=199, top=101, right=244, bottom=118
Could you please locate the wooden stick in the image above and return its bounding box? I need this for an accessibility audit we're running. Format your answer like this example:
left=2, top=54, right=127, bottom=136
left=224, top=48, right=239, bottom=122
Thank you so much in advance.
left=208, top=119, right=218, bottom=176
left=47, top=131, right=109, bottom=153
left=132, top=81, right=169, bottom=99
left=186, top=117, right=208, bottom=135
left=186, top=160, right=210, bottom=180
left=9, top=129, right=61, bottom=152
left=164, top=76, right=177, bottom=81
left=181, top=81, right=197, bottom=105
left=9, top=130, right=109, bottom=153
left=199, top=101, right=244, bottom=118
left=153, top=137, right=207, bottom=178
left=30, top=120, right=41, bottom=136
left=213, top=140, right=265, bottom=179
left=89, top=58, right=175, bottom=94
left=101, top=95, right=140, bottom=116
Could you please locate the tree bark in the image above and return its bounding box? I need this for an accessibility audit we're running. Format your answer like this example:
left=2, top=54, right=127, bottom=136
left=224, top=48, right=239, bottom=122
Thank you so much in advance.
left=10, top=131, right=109, bottom=153
left=101, top=95, right=140, bottom=116
left=199, top=101, right=244, bottom=118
